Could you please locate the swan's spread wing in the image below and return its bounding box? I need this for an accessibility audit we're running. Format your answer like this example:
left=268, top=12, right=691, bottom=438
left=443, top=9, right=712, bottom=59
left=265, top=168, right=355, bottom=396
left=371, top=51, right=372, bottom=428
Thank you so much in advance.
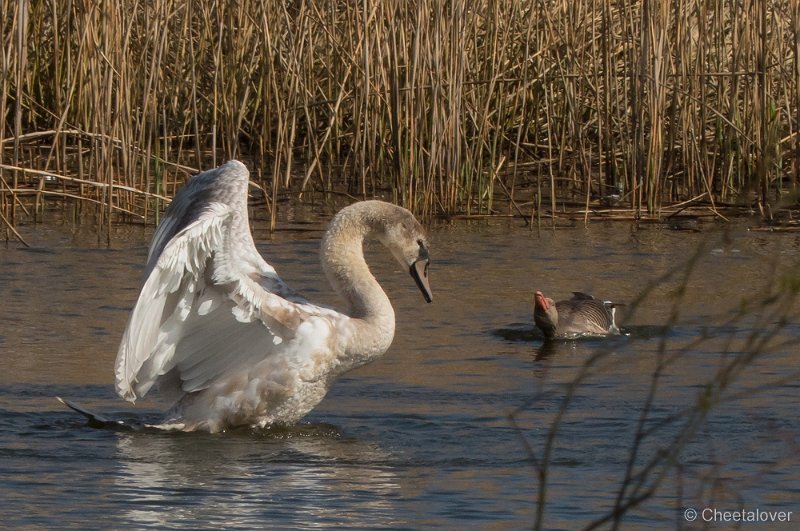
left=144, top=163, right=240, bottom=278
left=141, top=161, right=292, bottom=296
left=115, top=200, right=328, bottom=403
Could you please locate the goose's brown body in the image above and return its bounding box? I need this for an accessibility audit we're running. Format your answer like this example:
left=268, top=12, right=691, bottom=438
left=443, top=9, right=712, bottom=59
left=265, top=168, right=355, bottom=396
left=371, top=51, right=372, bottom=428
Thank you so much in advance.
left=534, top=291, right=621, bottom=339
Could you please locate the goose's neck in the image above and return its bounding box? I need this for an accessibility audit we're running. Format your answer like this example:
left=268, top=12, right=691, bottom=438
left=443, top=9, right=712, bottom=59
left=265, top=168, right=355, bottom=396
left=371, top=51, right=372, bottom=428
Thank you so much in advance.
left=321, top=212, right=395, bottom=360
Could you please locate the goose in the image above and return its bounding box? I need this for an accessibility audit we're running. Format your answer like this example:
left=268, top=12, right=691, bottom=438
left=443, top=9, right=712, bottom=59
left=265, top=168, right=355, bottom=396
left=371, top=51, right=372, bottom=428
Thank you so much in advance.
left=114, top=160, right=432, bottom=432
left=533, top=290, right=620, bottom=339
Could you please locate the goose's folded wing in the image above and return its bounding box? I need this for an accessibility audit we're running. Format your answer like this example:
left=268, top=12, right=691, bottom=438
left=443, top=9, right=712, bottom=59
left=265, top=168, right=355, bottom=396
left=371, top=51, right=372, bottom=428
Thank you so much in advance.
left=114, top=202, right=313, bottom=402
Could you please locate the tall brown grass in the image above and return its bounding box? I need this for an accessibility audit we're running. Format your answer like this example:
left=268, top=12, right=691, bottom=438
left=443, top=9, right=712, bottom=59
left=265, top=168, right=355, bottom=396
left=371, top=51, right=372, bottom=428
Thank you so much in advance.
left=2, top=0, right=799, bottom=237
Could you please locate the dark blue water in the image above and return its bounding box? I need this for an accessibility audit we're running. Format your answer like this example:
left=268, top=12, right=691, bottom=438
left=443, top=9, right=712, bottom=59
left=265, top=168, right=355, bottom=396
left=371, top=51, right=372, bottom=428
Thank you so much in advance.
left=1, top=214, right=798, bottom=529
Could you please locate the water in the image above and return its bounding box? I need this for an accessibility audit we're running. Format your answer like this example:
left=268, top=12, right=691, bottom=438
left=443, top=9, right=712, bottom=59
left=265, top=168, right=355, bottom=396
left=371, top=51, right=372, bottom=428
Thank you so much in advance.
left=1, top=213, right=799, bottom=529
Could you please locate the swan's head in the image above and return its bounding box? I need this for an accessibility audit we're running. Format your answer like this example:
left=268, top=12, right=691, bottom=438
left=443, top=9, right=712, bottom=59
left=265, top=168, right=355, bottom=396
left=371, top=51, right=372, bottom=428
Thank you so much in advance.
left=324, top=200, right=433, bottom=304
left=533, top=290, right=557, bottom=338
left=378, top=206, right=433, bottom=304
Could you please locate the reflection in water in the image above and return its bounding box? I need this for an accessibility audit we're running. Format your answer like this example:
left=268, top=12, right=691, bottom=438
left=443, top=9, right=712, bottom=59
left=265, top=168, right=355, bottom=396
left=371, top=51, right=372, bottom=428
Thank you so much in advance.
left=113, top=429, right=400, bottom=528
left=532, top=339, right=560, bottom=363
left=493, top=324, right=626, bottom=369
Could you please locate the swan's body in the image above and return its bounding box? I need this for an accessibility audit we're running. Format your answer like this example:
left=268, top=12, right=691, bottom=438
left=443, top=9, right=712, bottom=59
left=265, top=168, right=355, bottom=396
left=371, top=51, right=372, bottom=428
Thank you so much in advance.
left=533, top=291, right=620, bottom=339
left=115, top=160, right=432, bottom=432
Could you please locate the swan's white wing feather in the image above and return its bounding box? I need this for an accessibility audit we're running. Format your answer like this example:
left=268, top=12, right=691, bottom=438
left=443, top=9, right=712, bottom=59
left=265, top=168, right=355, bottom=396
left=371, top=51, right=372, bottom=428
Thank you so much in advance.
left=116, top=160, right=306, bottom=402
left=172, top=308, right=279, bottom=393
left=115, top=198, right=337, bottom=404
left=115, top=203, right=235, bottom=400
left=141, top=160, right=289, bottom=294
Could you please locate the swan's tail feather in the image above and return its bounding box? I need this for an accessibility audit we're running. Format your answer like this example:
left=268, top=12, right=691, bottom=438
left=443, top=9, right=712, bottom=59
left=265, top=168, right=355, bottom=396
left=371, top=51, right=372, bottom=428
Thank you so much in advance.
left=56, top=397, right=138, bottom=430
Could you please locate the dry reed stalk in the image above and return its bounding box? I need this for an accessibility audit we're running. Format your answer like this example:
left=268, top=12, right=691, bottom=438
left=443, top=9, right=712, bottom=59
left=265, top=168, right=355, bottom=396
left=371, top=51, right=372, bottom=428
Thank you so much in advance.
left=1, top=0, right=798, bottom=236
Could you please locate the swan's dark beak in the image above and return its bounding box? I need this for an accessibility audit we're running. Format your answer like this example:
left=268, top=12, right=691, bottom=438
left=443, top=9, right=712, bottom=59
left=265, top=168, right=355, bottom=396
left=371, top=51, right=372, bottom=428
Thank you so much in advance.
left=410, top=259, right=432, bottom=303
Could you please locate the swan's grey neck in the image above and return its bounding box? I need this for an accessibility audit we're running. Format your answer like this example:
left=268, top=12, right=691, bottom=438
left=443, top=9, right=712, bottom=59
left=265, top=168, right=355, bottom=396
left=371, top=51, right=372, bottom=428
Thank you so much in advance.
left=321, top=204, right=396, bottom=359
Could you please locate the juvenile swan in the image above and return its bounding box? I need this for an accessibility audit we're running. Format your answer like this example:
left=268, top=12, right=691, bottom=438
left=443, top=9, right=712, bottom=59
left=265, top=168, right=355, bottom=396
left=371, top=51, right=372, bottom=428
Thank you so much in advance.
left=534, top=291, right=620, bottom=339
left=115, top=160, right=432, bottom=432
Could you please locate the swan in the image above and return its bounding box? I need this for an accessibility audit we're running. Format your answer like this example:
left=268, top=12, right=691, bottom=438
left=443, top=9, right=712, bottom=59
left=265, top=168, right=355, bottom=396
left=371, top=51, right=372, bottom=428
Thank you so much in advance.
left=533, top=291, right=621, bottom=339
left=114, top=160, right=432, bottom=432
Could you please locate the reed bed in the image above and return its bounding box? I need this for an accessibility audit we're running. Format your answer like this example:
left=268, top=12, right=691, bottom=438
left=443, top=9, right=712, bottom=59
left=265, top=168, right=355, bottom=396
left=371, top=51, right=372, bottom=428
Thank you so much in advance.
left=2, top=0, right=799, bottom=237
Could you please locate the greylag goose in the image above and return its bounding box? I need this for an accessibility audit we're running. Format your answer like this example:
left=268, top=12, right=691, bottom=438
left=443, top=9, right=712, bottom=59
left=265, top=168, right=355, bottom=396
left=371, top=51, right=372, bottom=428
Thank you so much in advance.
left=112, top=160, right=432, bottom=432
left=534, top=290, right=621, bottom=339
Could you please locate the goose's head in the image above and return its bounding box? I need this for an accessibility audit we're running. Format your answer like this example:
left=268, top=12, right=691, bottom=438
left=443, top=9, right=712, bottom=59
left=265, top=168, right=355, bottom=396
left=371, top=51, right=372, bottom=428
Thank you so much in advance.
left=378, top=207, right=433, bottom=304
left=534, top=290, right=558, bottom=338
